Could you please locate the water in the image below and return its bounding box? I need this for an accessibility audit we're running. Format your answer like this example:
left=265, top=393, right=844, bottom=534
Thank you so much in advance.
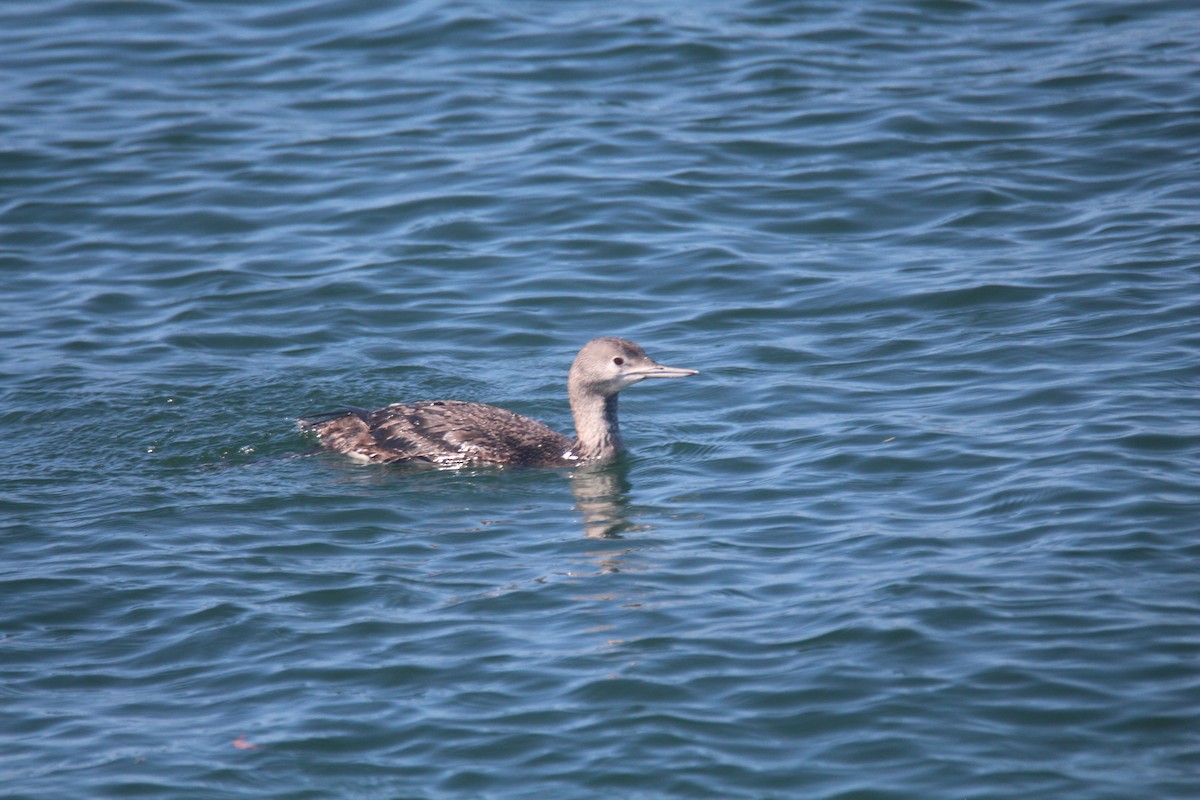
left=3, top=1, right=1199, bottom=797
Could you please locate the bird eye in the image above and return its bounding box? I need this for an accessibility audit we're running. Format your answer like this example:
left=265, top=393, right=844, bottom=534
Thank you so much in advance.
left=613, top=357, right=624, bottom=365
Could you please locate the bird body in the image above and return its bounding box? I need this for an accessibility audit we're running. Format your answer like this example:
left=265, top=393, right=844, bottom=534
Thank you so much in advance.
left=300, top=400, right=573, bottom=467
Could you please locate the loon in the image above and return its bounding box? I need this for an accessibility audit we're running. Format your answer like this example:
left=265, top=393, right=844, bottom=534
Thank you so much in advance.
left=300, top=337, right=697, bottom=467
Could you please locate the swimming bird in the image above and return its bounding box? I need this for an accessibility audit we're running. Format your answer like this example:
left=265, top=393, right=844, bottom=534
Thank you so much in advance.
left=299, top=337, right=697, bottom=467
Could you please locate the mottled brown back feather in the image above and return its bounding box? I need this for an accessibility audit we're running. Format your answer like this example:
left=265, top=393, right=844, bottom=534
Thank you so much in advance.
left=301, top=400, right=574, bottom=467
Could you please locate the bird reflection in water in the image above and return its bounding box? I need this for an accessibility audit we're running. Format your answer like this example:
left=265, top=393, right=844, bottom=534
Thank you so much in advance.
left=568, top=461, right=636, bottom=540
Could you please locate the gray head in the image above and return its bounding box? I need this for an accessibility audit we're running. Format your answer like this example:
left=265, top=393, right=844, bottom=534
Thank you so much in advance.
left=568, top=337, right=698, bottom=398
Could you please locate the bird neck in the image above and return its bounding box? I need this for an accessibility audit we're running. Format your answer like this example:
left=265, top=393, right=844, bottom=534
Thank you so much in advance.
left=569, top=390, right=624, bottom=462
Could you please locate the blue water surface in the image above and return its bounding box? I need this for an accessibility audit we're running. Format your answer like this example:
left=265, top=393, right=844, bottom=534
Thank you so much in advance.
left=2, top=1, right=1199, bottom=798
